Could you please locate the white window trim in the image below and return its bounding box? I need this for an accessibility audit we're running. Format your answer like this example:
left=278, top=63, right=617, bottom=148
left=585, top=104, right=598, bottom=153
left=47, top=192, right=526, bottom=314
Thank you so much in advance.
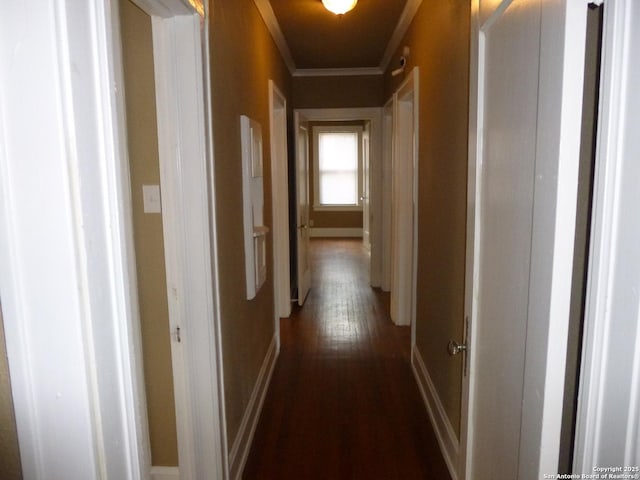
left=312, top=125, right=364, bottom=211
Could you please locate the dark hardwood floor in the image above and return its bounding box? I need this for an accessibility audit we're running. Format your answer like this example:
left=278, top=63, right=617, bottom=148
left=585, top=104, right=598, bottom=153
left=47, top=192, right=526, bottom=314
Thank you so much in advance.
left=243, top=238, right=451, bottom=479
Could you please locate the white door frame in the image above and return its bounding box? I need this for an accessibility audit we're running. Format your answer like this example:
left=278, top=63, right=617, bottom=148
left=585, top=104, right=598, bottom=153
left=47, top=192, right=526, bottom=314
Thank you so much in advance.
left=126, top=1, right=227, bottom=479
left=295, top=107, right=383, bottom=287
left=269, top=80, right=291, bottom=336
left=114, top=0, right=227, bottom=478
left=389, top=68, right=419, bottom=334
left=293, top=111, right=312, bottom=306
left=381, top=99, right=394, bottom=292
left=464, top=1, right=588, bottom=478
left=573, top=0, right=640, bottom=470
left=0, top=1, right=225, bottom=479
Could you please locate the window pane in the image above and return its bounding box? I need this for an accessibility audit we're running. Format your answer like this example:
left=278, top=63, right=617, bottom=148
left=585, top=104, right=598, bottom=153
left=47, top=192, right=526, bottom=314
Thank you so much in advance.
left=320, top=173, right=358, bottom=205
left=318, top=132, right=358, bottom=205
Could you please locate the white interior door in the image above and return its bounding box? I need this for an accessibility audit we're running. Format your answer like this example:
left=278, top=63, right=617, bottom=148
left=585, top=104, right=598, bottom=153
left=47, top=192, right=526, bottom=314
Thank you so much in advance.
left=390, top=70, right=418, bottom=328
left=269, top=81, right=291, bottom=321
left=465, top=1, right=590, bottom=478
left=468, top=1, right=541, bottom=478
left=295, top=114, right=311, bottom=306
left=362, top=126, right=371, bottom=251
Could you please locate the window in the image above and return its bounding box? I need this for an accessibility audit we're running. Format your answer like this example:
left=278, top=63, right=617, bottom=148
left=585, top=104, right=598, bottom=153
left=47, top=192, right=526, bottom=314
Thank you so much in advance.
left=313, top=126, right=363, bottom=210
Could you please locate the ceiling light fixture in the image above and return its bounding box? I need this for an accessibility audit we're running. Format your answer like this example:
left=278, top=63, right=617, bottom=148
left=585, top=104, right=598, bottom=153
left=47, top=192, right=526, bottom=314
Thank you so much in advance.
left=322, top=0, right=358, bottom=15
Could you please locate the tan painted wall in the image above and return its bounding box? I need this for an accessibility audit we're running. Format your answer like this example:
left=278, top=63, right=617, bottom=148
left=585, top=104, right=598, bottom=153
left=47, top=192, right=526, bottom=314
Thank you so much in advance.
left=0, top=304, right=22, bottom=480
left=309, top=121, right=364, bottom=229
left=385, top=0, right=470, bottom=436
left=209, top=0, right=292, bottom=448
left=293, top=75, right=383, bottom=109
left=120, top=0, right=178, bottom=466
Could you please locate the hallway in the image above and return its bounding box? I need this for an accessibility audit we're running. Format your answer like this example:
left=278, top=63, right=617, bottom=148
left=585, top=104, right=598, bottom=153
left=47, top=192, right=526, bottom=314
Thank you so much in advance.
left=243, top=239, right=451, bottom=479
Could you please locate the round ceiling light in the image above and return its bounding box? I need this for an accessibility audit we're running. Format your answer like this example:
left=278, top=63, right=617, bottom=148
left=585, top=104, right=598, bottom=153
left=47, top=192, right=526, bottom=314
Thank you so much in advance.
left=322, top=0, right=358, bottom=15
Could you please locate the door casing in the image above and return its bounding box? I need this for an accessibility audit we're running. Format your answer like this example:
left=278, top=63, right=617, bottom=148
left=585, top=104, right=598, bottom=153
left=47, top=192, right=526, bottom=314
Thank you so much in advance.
left=117, top=1, right=228, bottom=478
left=269, top=80, right=291, bottom=331
left=295, top=107, right=383, bottom=288
left=463, top=0, right=589, bottom=478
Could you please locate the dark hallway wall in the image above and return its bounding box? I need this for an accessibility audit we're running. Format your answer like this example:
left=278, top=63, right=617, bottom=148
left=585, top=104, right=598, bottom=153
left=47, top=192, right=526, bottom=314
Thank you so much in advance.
left=384, top=0, right=471, bottom=435
left=293, top=75, right=383, bottom=109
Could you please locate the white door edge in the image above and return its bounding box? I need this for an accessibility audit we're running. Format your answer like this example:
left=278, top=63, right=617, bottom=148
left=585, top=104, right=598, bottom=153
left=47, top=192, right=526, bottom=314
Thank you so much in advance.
left=269, top=79, right=291, bottom=346
left=389, top=68, right=419, bottom=337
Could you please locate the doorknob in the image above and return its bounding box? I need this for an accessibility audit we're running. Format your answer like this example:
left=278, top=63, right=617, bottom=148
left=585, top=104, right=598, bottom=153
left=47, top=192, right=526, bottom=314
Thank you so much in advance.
left=447, top=340, right=467, bottom=356
left=298, top=224, right=308, bottom=230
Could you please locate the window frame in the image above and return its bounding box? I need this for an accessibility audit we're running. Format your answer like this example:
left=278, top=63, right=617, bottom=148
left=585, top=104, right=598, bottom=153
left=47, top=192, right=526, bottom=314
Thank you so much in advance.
left=312, top=125, right=364, bottom=211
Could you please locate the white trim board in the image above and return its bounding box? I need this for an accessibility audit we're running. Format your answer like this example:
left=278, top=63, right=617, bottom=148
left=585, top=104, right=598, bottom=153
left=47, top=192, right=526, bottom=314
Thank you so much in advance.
left=293, top=67, right=383, bottom=77
left=228, top=336, right=278, bottom=480
left=0, top=1, right=153, bottom=477
left=380, top=0, right=423, bottom=71
left=573, top=0, right=640, bottom=471
left=253, top=0, right=295, bottom=73
left=150, top=466, right=180, bottom=480
left=310, top=228, right=363, bottom=238
left=412, top=346, right=460, bottom=480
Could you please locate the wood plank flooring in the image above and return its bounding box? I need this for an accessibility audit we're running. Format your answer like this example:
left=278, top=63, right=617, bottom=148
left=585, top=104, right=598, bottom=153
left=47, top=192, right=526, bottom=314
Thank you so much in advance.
left=243, top=239, right=451, bottom=479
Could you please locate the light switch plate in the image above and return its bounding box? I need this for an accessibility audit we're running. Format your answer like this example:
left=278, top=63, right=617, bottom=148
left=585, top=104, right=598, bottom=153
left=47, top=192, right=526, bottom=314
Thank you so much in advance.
left=142, top=184, right=161, bottom=213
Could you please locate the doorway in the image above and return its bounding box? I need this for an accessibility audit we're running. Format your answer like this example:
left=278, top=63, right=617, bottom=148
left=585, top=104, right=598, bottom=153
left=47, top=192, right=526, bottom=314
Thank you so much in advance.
left=269, top=80, right=291, bottom=327
left=464, top=1, right=591, bottom=478
left=389, top=69, right=419, bottom=331
left=119, top=0, right=178, bottom=473
left=293, top=108, right=383, bottom=292
left=558, top=3, right=603, bottom=473
left=115, top=0, right=226, bottom=478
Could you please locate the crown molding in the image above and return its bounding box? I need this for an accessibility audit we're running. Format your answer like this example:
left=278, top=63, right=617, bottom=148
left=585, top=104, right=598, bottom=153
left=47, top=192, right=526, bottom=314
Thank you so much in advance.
left=253, top=0, right=296, bottom=73
left=254, top=0, right=423, bottom=78
left=293, top=67, right=383, bottom=77
left=379, top=0, right=423, bottom=71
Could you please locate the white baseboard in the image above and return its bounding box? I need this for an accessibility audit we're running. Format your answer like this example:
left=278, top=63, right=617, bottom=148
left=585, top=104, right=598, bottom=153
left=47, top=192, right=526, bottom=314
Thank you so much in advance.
left=412, top=346, right=460, bottom=480
left=150, top=466, right=180, bottom=480
left=228, top=335, right=278, bottom=480
left=310, top=227, right=363, bottom=238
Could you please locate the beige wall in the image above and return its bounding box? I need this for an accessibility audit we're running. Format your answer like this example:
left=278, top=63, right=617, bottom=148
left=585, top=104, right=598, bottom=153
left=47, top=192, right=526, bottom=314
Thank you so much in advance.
left=0, top=304, right=22, bottom=480
left=309, top=121, right=364, bottom=229
left=293, top=75, right=383, bottom=109
left=209, top=0, right=292, bottom=448
left=385, top=0, right=470, bottom=435
left=120, top=0, right=178, bottom=466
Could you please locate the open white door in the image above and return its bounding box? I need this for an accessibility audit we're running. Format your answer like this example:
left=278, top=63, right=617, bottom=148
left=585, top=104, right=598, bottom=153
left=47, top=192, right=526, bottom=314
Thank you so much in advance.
left=295, top=112, right=311, bottom=306
left=464, top=1, right=587, bottom=479
left=269, top=80, right=291, bottom=322
left=390, top=69, right=418, bottom=328
left=468, top=3, right=541, bottom=476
